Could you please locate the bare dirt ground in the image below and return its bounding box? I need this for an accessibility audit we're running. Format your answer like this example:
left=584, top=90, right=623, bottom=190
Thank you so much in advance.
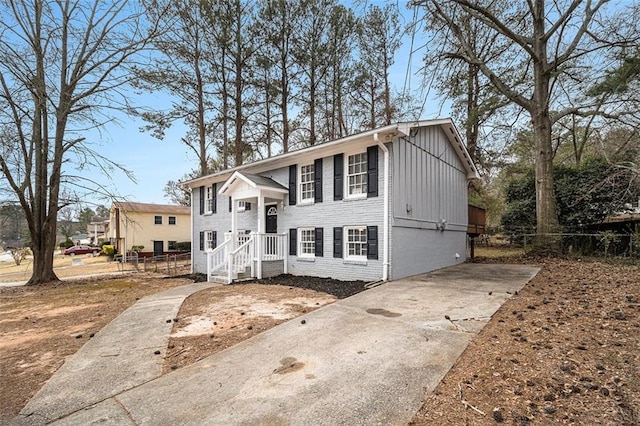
left=411, top=248, right=640, bottom=426
left=163, top=283, right=337, bottom=373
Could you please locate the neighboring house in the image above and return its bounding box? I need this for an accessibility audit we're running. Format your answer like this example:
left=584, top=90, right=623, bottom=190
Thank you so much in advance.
left=183, top=119, right=479, bottom=283
left=88, top=216, right=109, bottom=245
left=107, top=202, right=190, bottom=257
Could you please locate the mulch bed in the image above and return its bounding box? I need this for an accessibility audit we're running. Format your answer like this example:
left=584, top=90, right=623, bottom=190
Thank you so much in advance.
left=253, top=274, right=368, bottom=299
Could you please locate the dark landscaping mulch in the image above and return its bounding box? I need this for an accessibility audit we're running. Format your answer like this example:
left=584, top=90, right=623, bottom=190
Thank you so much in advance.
left=251, top=274, right=368, bottom=299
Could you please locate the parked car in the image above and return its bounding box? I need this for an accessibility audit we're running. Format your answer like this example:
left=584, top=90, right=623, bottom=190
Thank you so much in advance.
left=63, top=245, right=101, bottom=256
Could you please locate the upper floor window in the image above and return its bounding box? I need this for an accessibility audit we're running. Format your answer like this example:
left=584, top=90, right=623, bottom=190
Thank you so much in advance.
left=298, top=228, right=315, bottom=257
left=205, top=186, right=214, bottom=213
left=168, top=216, right=176, bottom=225
left=347, top=152, right=367, bottom=197
left=154, top=215, right=162, bottom=225
left=238, top=200, right=246, bottom=212
left=345, top=226, right=367, bottom=260
left=299, top=164, right=315, bottom=203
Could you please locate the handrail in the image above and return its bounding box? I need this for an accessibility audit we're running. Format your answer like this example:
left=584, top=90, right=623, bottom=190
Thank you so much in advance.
left=207, top=238, right=233, bottom=281
left=226, top=235, right=255, bottom=283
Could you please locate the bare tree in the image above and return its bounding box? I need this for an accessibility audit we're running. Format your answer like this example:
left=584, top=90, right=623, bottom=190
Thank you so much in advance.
left=0, top=0, right=161, bottom=284
left=417, top=0, right=637, bottom=249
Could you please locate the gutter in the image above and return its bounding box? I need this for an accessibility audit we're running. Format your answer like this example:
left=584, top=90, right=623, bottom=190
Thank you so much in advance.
left=189, top=187, right=194, bottom=274
left=374, top=133, right=390, bottom=281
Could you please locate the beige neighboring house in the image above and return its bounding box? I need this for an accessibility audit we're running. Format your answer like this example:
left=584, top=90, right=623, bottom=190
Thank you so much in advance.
left=107, top=202, right=190, bottom=257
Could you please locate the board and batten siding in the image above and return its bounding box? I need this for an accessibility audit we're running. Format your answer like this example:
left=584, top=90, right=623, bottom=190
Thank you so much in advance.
left=390, top=126, right=468, bottom=279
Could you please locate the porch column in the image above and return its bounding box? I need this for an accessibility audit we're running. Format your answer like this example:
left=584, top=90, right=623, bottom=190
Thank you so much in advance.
left=257, top=194, right=265, bottom=233
left=257, top=194, right=265, bottom=279
left=230, top=196, right=237, bottom=248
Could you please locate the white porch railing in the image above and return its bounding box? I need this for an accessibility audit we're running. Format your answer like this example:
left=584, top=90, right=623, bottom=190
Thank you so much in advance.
left=207, top=238, right=233, bottom=281
left=256, top=233, right=287, bottom=261
left=208, top=232, right=288, bottom=283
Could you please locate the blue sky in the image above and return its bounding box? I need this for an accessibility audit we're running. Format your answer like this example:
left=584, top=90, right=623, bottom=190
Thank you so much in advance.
left=86, top=3, right=448, bottom=207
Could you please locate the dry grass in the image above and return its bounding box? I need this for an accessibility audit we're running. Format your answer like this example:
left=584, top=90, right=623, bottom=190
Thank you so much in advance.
left=0, top=255, right=121, bottom=283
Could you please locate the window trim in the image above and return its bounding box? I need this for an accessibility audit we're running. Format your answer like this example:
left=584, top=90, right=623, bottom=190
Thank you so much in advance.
left=205, top=186, right=214, bottom=214
left=237, top=200, right=246, bottom=212
left=168, top=240, right=177, bottom=250
left=345, top=151, right=368, bottom=200
left=298, top=227, right=315, bottom=258
left=204, top=230, right=215, bottom=251
left=298, top=163, right=315, bottom=204
left=154, top=215, right=162, bottom=225
left=168, top=216, right=176, bottom=225
left=344, top=225, right=367, bottom=261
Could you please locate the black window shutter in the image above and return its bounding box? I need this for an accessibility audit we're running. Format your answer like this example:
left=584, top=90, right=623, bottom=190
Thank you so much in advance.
left=289, top=165, right=297, bottom=205
left=367, top=146, right=378, bottom=198
left=315, top=227, right=324, bottom=257
left=245, top=202, right=251, bottom=211
left=367, top=226, right=378, bottom=260
left=314, top=158, right=323, bottom=203
left=213, top=231, right=217, bottom=249
left=212, top=183, right=217, bottom=214
left=199, top=186, right=204, bottom=215
left=199, top=231, right=204, bottom=251
left=229, top=197, right=232, bottom=212
left=334, top=154, right=343, bottom=201
left=333, top=227, right=343, bottom=258
left=289, top=228, right=297, bottom=255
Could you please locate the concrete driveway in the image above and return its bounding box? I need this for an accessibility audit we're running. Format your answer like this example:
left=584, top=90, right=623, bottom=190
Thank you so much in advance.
left=15, top=263, right=539, bottom=425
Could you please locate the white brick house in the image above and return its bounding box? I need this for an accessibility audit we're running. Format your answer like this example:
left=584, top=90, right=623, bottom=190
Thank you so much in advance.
left=182, top=119, right=479, bottom=283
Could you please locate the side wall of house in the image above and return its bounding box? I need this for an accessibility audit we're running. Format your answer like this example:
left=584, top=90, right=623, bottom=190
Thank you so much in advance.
left=390, top=126, right=468, bottom=279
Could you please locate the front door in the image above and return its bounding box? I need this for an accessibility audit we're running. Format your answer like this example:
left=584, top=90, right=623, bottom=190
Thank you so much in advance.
left=265, top=205, right=277, bottom=233
left=153, top=240, right=163, bottom=256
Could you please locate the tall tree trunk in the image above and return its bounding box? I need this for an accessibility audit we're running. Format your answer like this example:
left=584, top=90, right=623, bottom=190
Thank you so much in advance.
left=532, top=0, right=560, bottom=246
left=195, top=50, right=208, bottom=176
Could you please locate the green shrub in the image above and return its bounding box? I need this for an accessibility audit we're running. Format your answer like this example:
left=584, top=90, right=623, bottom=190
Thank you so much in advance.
left=174, top=241, right=191, bottom=251
left=102, top=245, right=115, bottom=257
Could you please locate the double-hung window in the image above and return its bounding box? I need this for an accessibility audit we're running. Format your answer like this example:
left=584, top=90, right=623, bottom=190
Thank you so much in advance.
left=347, top=152, right=367, bottom=197
left=298, top=228, right=315, bottom=258
left=205, top=231, right=215, bottom=251
left=299, top=164, right=315, bottom=203
left=345, top=226, right=367, bottom=260
left=154, top=215, right=162, bottom=225
left=168, top=216, right=176, bottom=225
left=205, top=186, right=214, bottom=213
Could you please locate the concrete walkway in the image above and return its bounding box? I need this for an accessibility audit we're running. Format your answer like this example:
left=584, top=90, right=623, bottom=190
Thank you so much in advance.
left=13, top=263, right=539, bottom=425
left=13, top=281, right=221, bottom=425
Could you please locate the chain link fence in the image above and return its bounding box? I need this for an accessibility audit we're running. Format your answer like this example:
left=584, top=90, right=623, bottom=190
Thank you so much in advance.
left=472, top=232, right=640, bottom=259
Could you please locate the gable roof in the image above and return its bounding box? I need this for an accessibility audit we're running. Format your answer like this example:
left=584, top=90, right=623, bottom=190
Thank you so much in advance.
left=182, top=119, right=479, bottom=189
left=113, top=202, right=190, bottom=215
left=219, top=172, right=288, bottom=196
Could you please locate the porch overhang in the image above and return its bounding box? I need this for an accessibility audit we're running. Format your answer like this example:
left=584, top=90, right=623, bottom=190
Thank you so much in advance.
left=219, top=171, right=288, bottom=202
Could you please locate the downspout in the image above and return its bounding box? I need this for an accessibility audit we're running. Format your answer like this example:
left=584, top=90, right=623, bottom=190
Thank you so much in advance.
left=189, top=187, right=194, bottom=274
left=374, top=133, right=390, bottom=281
